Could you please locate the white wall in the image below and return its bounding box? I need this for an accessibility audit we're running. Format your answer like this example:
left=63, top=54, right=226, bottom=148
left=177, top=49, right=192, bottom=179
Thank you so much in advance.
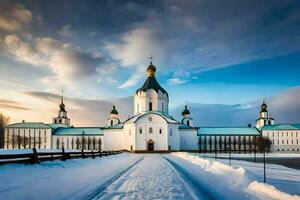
left=103, top=129, right=124, bottom=150
left=180, top=129, right=198, bottom=150
left=263, top=130, right=300, bottom=152
left=134, top=89, right=169, bottom=115
left=4, top=128, right=51, bottom=149
left=134, top=113, right=169, bottom=151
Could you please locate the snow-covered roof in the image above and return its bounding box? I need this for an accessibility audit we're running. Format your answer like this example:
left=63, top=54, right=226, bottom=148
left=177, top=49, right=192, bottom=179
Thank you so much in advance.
left=124, top=111, right=179, bottom=124
left=179, top=124, right=198, bottom=130
left=198, top=127, right=261, bottom=136
left=104, top=124, right=124, bottom=129
left=6, top=122, right=51, bottom=129
left=53, top=127, right=104, bottom=136
left=262, top=124, right=300, bottom=130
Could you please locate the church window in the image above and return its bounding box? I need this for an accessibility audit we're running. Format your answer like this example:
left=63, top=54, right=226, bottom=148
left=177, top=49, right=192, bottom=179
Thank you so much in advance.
left=55, top=119, right=57, bottom=123
left=170, top=129, right=173, bottom=136
left=149, top=102, right=152, bottom=111
left=139, top=128, right=142, bottom=134
left=59, top=119, right=62, bottom=123
left=187, top=120, right=190, bottom=126
left=162, top=102, right=164, bottom=112
left=268, top=120, right=271, bottom=125
left=149, top=127, right=153, bottom=134
left=159, top=128, right=162, bottom=134
left=111, top=120, right=113, bottom=126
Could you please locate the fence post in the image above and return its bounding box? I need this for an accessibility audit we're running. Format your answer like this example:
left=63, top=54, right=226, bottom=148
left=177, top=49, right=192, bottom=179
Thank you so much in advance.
left=61, top=147, right=67, bottom=161
left=92, top=150, right=95, bottom=159
left=30, top=148, right=39, bottom=164
left=81, top=149, right=85, bottom=159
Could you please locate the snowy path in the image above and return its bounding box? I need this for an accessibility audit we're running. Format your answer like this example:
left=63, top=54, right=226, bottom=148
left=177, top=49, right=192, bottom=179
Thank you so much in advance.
left=94, top=154, right=207, bottom=200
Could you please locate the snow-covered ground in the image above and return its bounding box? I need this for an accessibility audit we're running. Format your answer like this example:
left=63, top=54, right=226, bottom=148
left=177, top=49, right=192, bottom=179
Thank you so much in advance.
left=0, top=152, right=299, bottom=200
left=173, top=152, right=300, bottom=200
left=0, top=153, right=142, bottom=200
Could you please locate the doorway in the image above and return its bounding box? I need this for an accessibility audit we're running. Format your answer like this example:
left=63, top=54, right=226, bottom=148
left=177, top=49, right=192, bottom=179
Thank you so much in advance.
left=147, top=140, right=154, bottom=151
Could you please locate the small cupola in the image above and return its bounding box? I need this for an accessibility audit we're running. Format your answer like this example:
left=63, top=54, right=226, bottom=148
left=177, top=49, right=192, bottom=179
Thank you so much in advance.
left=182, top=105, right=190, bottom=117
left=111, top=105, right=119, bottom=115
left=181, top=104, right=193, bottom=127
left=107, top=105, right=120, bottom=127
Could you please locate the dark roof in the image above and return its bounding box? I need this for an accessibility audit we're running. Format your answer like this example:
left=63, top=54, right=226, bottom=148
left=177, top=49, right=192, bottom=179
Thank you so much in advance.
left=260, top=101, right=268, bottom=112
left=182, top=105, right=190, bottom=115
left=110, top=105, right=118, bottom=115
left=136, top=76, right=168, bottom=96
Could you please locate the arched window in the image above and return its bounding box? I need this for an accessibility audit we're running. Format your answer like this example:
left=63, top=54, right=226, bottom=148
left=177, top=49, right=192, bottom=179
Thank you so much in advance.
left=139, top=128, right=142, bottom=134
left=268, top=120, right=272, bottom=125
left=111, top=120, right=113, bottom=126
left=162, top=102, right=164, bottom=112
left=159, top=128, right=162, bottom=134
left=149, top=102, right=152, bottom=111
left=149, top=127, right=153, bottom=134
left=170, top=129, right=173, bottom=136
left=59, top=119, right=62, bottom=123
left=187, top=120, right=190, bottom=126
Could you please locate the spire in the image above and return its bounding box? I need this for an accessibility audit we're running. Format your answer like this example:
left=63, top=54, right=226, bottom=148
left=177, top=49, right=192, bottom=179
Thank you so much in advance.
left=61, top=90, right=64, bottom=104
left=59, top=90, right=66, bottom=112
left=149, top=54, right=153, bottom=65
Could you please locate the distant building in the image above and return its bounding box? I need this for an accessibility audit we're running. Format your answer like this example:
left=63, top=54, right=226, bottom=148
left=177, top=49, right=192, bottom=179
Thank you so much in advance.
left=6, top=61, right=300, bottom=153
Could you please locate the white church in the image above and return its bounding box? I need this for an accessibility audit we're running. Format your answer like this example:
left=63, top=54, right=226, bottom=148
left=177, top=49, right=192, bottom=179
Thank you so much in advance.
left=4, top=62, right=300, bottom=153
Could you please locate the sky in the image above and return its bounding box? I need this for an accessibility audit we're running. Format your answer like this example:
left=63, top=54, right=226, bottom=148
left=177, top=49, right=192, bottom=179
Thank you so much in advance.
left=0, top=0, right=300, bottom=126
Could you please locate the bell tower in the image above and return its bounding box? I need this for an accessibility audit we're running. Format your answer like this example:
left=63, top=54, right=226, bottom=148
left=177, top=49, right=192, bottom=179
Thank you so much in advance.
left=255, top=100, right=274, bottom=129
left=52, top=91, right=70, bottom=126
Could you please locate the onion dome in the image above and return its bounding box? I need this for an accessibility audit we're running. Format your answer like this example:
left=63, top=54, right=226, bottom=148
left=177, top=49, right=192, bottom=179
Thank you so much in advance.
left=111, top=105, right=118, bottom=115
left=261, top=101, right=268, bottom=112
left=182, top=105, right=190, bottom=116
left=147, top=63, right=156, bottom=77
left=136, top=62, right=168, bottom=96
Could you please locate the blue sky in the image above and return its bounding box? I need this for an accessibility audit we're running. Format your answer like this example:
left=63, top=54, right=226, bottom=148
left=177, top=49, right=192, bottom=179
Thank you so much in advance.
left=0, top=0, right=300, bottom=125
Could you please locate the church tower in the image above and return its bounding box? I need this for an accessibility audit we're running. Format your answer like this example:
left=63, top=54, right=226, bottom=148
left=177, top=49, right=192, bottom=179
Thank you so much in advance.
left=255, top=100, right=274, bottom=129
left=106, top=105, right=120, bottom=126
left=181, top=104, right=194, bottom=127
left=52, top=92, right=70, bottom=126
left=134, top=58, right=169, bottom=115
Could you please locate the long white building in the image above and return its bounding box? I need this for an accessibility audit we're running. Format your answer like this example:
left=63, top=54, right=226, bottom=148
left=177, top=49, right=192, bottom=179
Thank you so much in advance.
left=3, top=62, right=300, bottom=153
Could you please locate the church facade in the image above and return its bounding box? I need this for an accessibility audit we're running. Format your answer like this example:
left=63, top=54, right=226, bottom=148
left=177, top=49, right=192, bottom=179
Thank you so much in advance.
left=3, top=62, right=300, bottom=152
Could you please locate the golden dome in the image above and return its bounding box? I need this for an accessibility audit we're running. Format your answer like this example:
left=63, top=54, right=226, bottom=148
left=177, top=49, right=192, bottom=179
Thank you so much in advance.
left=147, top=63, right=156, bottom=77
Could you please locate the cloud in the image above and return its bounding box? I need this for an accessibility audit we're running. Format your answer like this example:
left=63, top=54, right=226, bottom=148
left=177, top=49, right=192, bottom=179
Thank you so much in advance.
left=3, top=35, right=107, bottom=89
left=0, top=2, right=32, bottom=32
left=168, top=78, right=187, bottom=85
left=23, top=91, right=133, bottom=126
left=107, top=0, right=300, bottom=88
left=0, top=99, right=30, bottom=111
left=106, top=27, right=166, bottom=88
left=58, top=24, right=72, bottom=37
left=171, top=86, right=300, bottom=126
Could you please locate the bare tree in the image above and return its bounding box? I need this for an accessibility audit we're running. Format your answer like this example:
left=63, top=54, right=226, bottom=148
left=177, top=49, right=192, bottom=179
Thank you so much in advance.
left=0, top=113, right=10, bottom=148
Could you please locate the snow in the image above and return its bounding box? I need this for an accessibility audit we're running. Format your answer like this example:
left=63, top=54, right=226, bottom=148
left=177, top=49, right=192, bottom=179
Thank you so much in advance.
left=0, top=153, right=142, bottom=200
left=172, top=152, right=300, bottom=200
left=95, top=154, right=202, bottom=200
left=1, top=152, right=300, bottom=200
